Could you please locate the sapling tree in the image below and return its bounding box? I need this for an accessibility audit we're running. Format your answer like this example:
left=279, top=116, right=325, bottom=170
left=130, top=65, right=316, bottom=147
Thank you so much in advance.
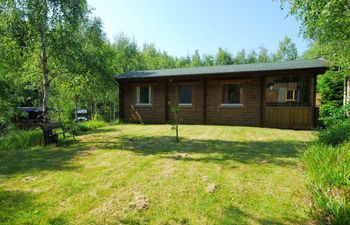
left=170, top=106, right=181, bottom=142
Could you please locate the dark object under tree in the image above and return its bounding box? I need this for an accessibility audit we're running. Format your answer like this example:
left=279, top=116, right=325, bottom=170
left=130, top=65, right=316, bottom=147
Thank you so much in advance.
left=40, top=122, right=76, bottom=146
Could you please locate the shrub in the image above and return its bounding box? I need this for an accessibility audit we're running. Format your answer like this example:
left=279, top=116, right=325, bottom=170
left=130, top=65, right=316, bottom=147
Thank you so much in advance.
left=304, top=142, right=350, bottom=224
left=0, top=129, right=43, bottom=151
left=74, top=120, right=107, bottom=133
left=320, top=104, right=350, bottom=128
left=318, top=120, right=350, bottom=146
left=170, top=106, right=182, bottom=142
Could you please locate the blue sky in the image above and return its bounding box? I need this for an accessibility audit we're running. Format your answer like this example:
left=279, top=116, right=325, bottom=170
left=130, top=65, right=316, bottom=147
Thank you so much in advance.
left=87, top=0, right=311, bottom=57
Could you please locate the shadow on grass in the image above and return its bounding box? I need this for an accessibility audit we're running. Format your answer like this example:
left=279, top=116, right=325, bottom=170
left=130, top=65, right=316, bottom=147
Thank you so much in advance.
left=0, top=140, right=84, bottom=176
left=0, top=189, right=37, bottom=224
left=0, top=189, right=69, bottom=224
left=0, top=128, right=307, bottom=175
left=85, top=134, right=307, bottom=168
left=221, top=205, right=306, bottom=225
left=79, top=126, right=120, bottom=135
left=0, top=127, right=118, bottom=176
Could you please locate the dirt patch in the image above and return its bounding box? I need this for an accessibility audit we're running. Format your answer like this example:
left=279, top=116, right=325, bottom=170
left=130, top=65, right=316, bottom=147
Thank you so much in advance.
left=78, top=151, right=90, bottom=156
left=91, top=195, right=121, bottom=218
left=201, top=176, right=208, bottom=181
left=161, top=160, right=176, bottom=177
left=22, top=176, right=37, bottom=182
left=260, top=160, right=269, bottom=164
left=207, top=183, right=217, bottom=193
left=128, top=192, right=149, bottom=211
left=180, top=153, right=188, bottom=158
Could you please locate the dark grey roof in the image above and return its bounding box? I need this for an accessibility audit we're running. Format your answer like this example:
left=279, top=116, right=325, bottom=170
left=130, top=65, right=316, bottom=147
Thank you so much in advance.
left=115, top=58, right=328, bottom=80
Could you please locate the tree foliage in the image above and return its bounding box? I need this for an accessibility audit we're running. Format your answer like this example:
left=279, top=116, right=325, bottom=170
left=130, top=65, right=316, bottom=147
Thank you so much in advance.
left=273, top=36, right=298, bottom=61
left=0, top=0, right=119, bottom=126
left=281, top=0, right=350, bottom=71
left=215, top=47, right=233, bottom=65
left=1, top=0, right=89, bottom=122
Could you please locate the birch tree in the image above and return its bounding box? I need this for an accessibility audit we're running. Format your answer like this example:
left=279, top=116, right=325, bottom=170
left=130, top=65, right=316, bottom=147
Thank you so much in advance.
left=1, top=0, right=88, bottom=122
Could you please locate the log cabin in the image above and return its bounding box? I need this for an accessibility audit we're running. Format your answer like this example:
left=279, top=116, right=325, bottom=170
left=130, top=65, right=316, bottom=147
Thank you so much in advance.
left=115, top=59, right=328, bottom=129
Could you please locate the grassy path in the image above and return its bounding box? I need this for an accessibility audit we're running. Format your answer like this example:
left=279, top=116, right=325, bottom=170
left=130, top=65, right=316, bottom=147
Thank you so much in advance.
left=0, top=124, right=315, bottom=224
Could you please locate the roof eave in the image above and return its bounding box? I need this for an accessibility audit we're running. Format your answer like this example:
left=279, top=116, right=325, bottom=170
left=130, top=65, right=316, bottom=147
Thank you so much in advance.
left=114, top=66, right=328, bottom=81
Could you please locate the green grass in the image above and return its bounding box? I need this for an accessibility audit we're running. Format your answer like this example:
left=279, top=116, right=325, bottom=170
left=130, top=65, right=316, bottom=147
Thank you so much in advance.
left=0, top=129, right=43, bottom=151
left=0, top=124, right=315, bottom=224
left=74, top=120, right=108, bottom=132
left=304, top=142, right=350, bottom=224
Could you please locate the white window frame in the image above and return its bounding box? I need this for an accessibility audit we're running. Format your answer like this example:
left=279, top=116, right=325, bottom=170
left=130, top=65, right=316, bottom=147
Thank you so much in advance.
left=220, top=84, right=244, bottom=107
left=286, top=89, right=297, bottom=101
left=136, top=86, right=152, bottom=106
left=220, top=103, right=244, bottom=107
left=178, top=86, right=193, bottom=106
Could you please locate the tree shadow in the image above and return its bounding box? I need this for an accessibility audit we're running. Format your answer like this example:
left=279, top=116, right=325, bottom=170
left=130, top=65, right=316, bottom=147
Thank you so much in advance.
left=85, top=135, right=307, bottom=167
left=221, top=205, right=306, bottom=225
left=80, top=126, right=120, bottom=135
left=0, top=189, right=37, bottom=224
left=0, top=143, right=84, bottom=176
left=0, top=127, right=118, bottom=176
left=0, top=189, right=69, bottom=224
left=0, top=128, right=308, bottom=175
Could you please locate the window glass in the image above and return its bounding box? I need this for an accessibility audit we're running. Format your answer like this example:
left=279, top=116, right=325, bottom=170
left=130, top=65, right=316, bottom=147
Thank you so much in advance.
left=179, top=86, right=192, bottom=104
left=265, top=75, right=311, bottom=107
left=286, top=90, right=296, bottom=101
left=222, top=84, right=242, bottom=104
left=136, top=86, right=151, bottom=104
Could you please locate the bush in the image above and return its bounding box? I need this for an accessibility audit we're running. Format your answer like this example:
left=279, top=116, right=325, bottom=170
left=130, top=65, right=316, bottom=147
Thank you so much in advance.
left=74, top=120, right=107, bottom=133
left=318, top=120, right=350, bottom=146
left=318, top=71, right=344, bottom=110
left=320, top=104, right=350, bottom=128
left=304, top=142, right=350, bottom=224
left=0, top=129, right=43, bottom=151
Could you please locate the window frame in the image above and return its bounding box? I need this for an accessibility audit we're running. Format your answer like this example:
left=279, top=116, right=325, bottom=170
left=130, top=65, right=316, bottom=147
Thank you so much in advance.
left=135, top=86, right=152, bottom=107
left=264, top=75, right=312, bottom=107
left=177, top=85, right=193, bottom=107
left=220, top=82, right=244, bottom=107
left=286, top=89, right=297, bottom=101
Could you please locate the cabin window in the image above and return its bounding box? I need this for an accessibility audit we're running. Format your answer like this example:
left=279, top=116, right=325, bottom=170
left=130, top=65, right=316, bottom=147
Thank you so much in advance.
left=178, top=86, right=193, bottom=105
left=221, top=84, right=243, bottom=106
left=286, top=89, right=296, bottom=101
left=136, top=86, right=152, bottom=105
left=265, top=75, right=311, bottom=107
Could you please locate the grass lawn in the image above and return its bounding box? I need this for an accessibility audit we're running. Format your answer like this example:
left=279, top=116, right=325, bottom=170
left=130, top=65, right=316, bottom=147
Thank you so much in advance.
left=0, top=124, right=315, bottom=225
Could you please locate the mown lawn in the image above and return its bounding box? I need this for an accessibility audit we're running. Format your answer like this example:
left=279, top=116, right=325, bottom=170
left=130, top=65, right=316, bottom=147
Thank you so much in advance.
left=0, top=124, right=315, bottom=225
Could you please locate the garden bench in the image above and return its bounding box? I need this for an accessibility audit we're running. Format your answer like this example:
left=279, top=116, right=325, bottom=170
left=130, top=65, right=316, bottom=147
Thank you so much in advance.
left=40, top=122, right=76, bottom=146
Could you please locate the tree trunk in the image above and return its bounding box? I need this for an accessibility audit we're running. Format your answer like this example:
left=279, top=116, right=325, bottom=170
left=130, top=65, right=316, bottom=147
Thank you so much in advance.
left=74, top=95, right=79, bottom=122
left=40, top=29, right=50, bottom=123
left=109, top=102, right=112, bottom=121
left=94, top=101, right=97, bottom=119
left=344, top=76, right=350, bottom=106
left=113, top=102, right=116, bottom=121
left=175, top=124, right=179, bottom=142
left=90, top=99, right=94, bottom=120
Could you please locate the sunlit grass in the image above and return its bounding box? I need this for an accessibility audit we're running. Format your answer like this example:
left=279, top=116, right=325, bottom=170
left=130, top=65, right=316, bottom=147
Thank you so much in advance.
left=0, top=124, right=315, bottom=224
